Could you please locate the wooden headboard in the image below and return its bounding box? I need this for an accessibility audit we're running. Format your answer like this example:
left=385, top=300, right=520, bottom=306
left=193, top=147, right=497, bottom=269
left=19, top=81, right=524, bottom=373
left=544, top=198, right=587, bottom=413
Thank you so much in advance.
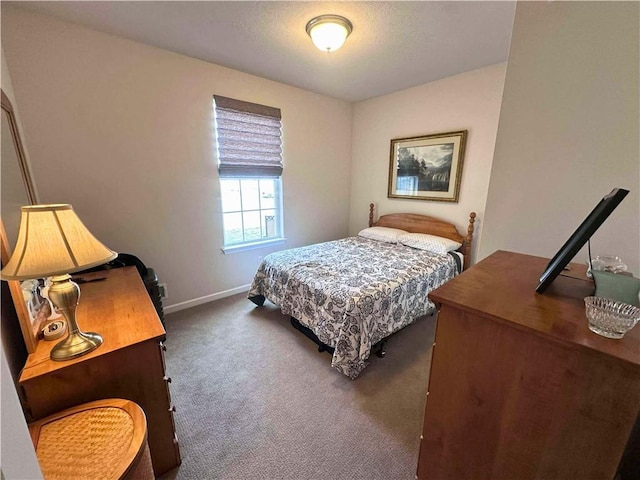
left=368, top=203, right=476, bottom=270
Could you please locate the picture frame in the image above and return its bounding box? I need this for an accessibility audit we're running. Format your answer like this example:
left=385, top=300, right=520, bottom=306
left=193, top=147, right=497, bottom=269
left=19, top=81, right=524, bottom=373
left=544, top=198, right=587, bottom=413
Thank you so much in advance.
left=388, top=130, right=467, bottom=202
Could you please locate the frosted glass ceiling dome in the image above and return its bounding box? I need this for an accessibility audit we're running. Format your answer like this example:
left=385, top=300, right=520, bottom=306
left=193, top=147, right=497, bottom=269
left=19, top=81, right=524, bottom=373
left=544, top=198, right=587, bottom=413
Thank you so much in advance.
left=305, top=14, right=353, bottom=52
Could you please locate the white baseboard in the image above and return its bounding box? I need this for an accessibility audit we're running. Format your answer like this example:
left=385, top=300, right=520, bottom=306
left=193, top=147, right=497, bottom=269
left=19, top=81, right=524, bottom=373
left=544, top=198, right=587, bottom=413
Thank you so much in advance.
left=163, top=284, right=251, bottom=315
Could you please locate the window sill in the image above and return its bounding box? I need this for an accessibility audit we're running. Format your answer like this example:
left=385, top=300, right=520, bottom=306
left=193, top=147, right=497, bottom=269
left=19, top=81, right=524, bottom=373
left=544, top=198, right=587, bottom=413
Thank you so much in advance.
left=222, top=238, right=286, bottom=254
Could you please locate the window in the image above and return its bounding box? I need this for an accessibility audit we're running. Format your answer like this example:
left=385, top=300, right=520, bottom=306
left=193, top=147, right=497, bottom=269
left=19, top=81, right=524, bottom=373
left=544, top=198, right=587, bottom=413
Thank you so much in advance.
left=213, top=95, right=284, bottom=251
left=220, top=177, right=281, bottom=245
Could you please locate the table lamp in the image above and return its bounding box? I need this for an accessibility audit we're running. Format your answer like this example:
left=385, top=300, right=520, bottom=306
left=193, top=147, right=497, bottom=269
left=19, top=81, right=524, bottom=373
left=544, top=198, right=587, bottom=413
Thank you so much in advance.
left=1, top=204, right=117, bottom=360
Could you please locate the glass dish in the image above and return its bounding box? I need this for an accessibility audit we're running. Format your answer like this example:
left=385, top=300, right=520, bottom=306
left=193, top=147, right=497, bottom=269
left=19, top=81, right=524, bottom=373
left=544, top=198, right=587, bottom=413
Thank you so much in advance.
left=586, top=255, right=627, bottom=278
left=584, top=296, right=640, bottom=339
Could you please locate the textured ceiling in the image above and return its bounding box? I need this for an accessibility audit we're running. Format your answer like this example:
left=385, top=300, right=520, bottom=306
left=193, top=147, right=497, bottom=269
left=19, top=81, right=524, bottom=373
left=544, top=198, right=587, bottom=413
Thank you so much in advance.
left=9, top=1, right=516, bottom=102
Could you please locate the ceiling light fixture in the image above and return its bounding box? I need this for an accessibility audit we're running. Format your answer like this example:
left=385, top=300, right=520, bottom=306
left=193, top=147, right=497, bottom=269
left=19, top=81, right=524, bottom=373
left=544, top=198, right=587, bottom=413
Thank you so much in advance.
left=305, top=14, right=353, bottom=52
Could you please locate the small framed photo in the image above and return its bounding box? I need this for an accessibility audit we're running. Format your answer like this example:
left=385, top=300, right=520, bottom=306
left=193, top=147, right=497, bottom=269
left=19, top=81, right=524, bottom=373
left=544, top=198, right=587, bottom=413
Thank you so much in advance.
left=388, top=130, right=467, bottom=202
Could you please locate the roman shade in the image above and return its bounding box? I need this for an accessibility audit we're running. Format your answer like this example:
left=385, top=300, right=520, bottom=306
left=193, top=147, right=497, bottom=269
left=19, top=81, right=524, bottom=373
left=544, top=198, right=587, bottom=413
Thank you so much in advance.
left=213, top=95, right=283, bottom=178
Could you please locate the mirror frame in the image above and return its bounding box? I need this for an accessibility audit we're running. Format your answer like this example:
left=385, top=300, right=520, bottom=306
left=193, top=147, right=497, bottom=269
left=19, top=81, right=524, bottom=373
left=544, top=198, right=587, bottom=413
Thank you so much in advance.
left=1, top=90, right=37, bottom=204
left=1, top=89, right=40, bottom=353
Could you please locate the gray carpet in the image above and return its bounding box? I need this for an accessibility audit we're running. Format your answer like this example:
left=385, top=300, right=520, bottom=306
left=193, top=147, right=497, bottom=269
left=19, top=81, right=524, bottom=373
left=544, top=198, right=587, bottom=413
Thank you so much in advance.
left=159, top=293, right=436, bottom=480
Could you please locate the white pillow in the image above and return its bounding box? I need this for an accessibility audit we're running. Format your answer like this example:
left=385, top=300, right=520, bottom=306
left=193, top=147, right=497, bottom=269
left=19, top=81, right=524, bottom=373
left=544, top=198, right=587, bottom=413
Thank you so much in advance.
left=398, top=232, right=462, bottom=254
left=358, top=226, right=408, bottom=244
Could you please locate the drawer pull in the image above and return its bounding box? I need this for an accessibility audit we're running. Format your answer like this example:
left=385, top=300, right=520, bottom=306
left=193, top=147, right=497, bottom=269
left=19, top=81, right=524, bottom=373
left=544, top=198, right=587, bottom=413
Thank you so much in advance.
left=164, top=376, right=172, bottom=383
left=160, top=343, right=167, bottom=352
left=169, top=405, right=177, bottom=412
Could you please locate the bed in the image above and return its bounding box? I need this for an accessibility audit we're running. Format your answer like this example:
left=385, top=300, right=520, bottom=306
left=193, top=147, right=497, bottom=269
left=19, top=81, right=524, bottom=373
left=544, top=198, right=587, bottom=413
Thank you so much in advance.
left=248, top=204, right=476, bottom=378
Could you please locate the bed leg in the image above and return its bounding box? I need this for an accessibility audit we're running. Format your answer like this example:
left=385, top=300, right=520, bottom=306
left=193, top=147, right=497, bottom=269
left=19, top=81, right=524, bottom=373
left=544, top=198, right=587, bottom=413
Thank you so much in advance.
left=290, top=317, right=335, bottom=355
left=375, top=342, right=386, bottom=358
left=248, top=294, right=265, bottom=306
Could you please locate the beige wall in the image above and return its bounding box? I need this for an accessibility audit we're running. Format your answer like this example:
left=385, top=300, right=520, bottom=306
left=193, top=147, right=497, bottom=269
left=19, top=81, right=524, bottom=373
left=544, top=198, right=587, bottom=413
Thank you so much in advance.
left=480, top=1, right=640, bottom=275
left=1, top=7, right=352, bottom=310
left=349, top=64, right=507, bottom=264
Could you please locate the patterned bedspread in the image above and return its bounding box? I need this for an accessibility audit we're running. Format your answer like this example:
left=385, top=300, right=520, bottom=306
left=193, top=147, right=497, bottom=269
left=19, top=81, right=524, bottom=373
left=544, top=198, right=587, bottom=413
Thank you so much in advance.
left=247, top=237, right=459, bottom=378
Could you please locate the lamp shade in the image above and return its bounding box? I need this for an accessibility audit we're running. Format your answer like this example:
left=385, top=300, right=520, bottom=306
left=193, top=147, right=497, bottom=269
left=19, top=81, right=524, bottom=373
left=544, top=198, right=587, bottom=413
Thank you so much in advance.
left=306, top=15, right=353, bottom=52
left=1, top=204, right=117, bottom=280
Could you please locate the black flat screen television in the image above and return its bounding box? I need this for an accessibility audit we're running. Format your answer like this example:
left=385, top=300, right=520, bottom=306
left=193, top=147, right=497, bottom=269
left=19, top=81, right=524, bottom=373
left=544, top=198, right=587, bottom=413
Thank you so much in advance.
left=535, top=187, right=629, bottom=293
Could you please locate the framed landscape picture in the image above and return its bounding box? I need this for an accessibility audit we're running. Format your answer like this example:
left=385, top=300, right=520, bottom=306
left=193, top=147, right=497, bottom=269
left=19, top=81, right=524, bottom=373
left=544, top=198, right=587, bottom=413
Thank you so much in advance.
left=388, top=130, right=467, bottom=202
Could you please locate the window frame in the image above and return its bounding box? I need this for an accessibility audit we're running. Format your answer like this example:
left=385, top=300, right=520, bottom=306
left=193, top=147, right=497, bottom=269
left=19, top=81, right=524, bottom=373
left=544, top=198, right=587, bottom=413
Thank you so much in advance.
left=220, top=176, right=285, bottom=254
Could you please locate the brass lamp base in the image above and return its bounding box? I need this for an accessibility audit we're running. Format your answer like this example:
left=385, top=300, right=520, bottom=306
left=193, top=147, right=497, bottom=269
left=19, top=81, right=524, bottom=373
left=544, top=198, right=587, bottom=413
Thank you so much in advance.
left=50, top=331, right=102, bottom=361
left=48, top=273, right=103, bottom=362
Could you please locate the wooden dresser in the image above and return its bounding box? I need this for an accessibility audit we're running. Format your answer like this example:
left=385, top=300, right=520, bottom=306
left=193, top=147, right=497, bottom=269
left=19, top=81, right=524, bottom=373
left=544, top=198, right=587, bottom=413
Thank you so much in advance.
left=19, top=267, right=181, bottom=477
left=418, top=250, right=640, bottom=480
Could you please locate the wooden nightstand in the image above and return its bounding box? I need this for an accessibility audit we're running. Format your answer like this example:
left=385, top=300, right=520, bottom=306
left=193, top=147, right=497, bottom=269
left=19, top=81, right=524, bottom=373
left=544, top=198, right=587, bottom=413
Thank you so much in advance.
left=19, top=267, right=181, bottom=477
